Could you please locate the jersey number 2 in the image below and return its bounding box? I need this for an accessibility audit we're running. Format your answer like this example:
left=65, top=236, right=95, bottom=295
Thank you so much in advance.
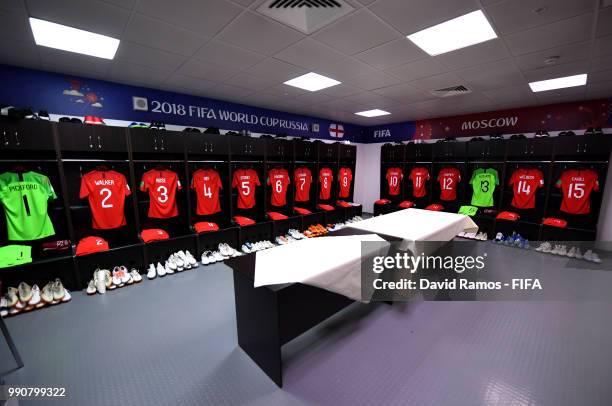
left=100, top=188, right=113, bottom=208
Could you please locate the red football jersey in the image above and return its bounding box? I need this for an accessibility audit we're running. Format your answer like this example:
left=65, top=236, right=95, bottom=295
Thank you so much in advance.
left=232, top=169, right=260, bottom=209
left=319, top=168, right=333, bottom=200
left=294, top=167, right=313, bottom=202
left=338, top=167, right=353, bottom=198
left=437, top=167, right=461, bottom=201
left=191, top=169, right=223, bottom=215
left=140, top=169, right=181, bottom=218
left=386, top=167, right=403, bottom=196
left=267, top=168, right=290, bottom=207
left=409, top=167, right=430, bottom=198
left=556, top=169, right=599, bottom=215
left=509, top=168, right=544, bottom=209
left=79, top=170, right=131, bottom=229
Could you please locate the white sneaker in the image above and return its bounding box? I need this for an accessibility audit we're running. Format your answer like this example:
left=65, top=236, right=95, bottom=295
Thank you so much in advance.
left=28, top=285, right=41, bottom=306
left=95, top=269, right=107, bottom=293
left=61, top=290, right=72, bottom=303
left=241, top=244, right=251, bottom=254
left=166, top=256, right=178, bottom=271
left=184, top=250, right=198, bottom=268
left=550, top=245, right=560, bottom=255
left=574, top=247, right=583, bottom=259
left=86, top=280, right=97, bottom=295
left=164, top=261, right=175, bottom=275
left=130, top=269, right=142, bottom=283
left=567, top=247, right=576, bottom=258
left=219, top=243, right=232, bottom=257
left=174, top=255, right=185, bottom=271
left=212, top=251, right=225, bottom=262
left=176, top=251, right=190, bottom=269
left=542, top=242, right=552, bottom=253
left=557, top=245, right=567, bottom=256
left=584, top=250, right=602, bottom=263
left=288, top=229, right=304, bottom=239
left=156, top=262, right=167, bottom=277
left=147, top=264, right=157, bottom=280
left=201, top=251, right=211, bottom=265
left=111, top=267, right=123, bottom=287
left=0, top=297, right=8, bottom=318
left=118, top=266, right=131, bottom=284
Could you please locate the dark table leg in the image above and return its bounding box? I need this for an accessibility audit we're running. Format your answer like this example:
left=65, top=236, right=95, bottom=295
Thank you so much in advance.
left=233, top=270, right=283, bottom=387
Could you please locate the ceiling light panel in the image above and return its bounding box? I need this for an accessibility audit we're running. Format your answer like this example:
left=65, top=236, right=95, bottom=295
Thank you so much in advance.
left=284, top=72, right=341, bottom=92
left=407, top=10, right=497, bottom=56
left=29, top=18, right=120, bottom=59
left=529, top=74, right=588, bottom=92
left=355, top=109, right=391, bottom=117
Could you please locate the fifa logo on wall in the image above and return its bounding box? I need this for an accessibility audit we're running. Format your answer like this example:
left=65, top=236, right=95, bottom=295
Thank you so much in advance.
left=132, top=96, right=149, bottom=112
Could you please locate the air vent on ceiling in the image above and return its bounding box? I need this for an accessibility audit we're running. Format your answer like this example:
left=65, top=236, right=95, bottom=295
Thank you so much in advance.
left=269, top=0, right=342, bottom=8
left=258, top=0, right=353, bottom=34
left=430, top=85, right=472, bottom=98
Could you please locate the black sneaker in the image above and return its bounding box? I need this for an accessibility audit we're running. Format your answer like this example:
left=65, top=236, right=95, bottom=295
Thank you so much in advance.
left=584, top=127, right=595, bottom=136
left=38, top=110, right=50, bottom=121
left=510, top=133, right=526, bottom=139
left=204, top=127, right=220, bottom=134
left=23, top=108, right=37, bottom=120
left=148, top=121, right=166, bottom=130
left=594, top=127, right=604, bottom=136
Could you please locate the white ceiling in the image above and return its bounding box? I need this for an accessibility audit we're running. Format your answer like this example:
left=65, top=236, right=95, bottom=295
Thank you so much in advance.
left=1, top=0, right=611, bottom=126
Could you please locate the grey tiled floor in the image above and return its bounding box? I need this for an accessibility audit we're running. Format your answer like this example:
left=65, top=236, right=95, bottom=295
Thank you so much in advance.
left=1, top=246, right=612, bottom=406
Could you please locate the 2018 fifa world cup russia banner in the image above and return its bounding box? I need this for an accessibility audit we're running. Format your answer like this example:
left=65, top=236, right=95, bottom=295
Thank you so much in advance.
left=0, top=64, right=361, bottom=141
left=363, top=99, right=612, bottom=143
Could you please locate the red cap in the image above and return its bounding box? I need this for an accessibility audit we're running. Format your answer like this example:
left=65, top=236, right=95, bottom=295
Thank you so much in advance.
left=398, top=200, right=413, bottom=208
left=542, top=217, right=567, bottom=228
left=317, top=204, right=335, bottom=211
left=294, top=207, right=312, bottom=215
left=267, top=212, right=288, bottom=221
left=233, top=216, right=256, bottom=226
left=140, top=228, right=169, bottom=243
left=336, top=200, right=352, bottom=208
left=375, top=199, right=391, bottom=205
left=76, top=236, right=109, bottom=256
left=194, top=222, right=219, bottom=233
left=425, top=203, right=444, bottom=211
left=496, top=211, right=520, bottom=221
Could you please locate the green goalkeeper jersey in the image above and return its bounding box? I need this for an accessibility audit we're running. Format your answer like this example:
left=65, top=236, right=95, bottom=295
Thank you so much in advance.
left=469, top=168, right=499, bottom=207
left=0, top=171, right=57, bottom=241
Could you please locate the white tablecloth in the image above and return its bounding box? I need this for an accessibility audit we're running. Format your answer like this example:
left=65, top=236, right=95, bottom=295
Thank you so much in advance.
left=254, top=234, right=389, bottom=301
left=347, top=208, right=478, bottom=253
